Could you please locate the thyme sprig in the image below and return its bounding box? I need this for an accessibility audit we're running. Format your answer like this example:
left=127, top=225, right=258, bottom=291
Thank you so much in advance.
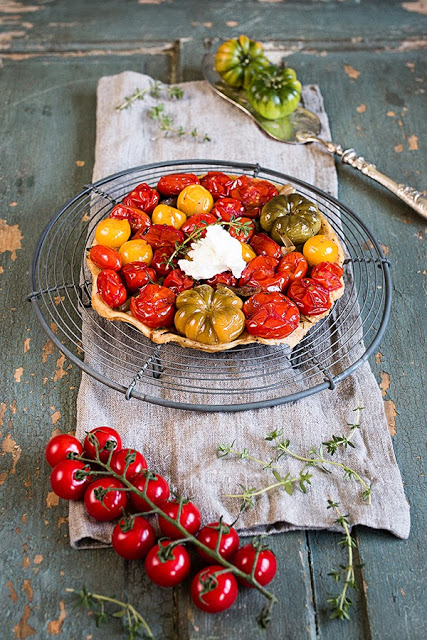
left=326, top=500, right=359, bottom=620
left=116, top=80, right=184, bottom=111
left=66, top=587, right=154, bottom=639
left=148, top=104, right=211, bottom=142
left=74, top=435, right=277, bottom=627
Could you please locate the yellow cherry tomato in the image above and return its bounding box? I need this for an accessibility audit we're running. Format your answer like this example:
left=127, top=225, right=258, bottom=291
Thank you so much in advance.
left=177, top=184, right=214, bottom=216
left=95, top=218, right=131, bottom=249
left=119, top=239, right=153, bottom=266
left=303, top=234, right=339, bottom=266
left=241, top=243, right=257, bottom=263
left=152, top=204, right=187, bottom=230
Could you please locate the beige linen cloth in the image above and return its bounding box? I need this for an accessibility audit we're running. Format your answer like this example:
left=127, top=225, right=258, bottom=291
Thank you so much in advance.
left=69, top=72, right=410, bottom=547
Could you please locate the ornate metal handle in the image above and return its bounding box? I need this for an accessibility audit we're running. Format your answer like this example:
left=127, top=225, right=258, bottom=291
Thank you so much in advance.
left=298, top=134, right=427, bottom=220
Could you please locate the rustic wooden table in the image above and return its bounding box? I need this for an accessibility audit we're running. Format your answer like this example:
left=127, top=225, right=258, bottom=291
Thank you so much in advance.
left=1, top=1, right=426, bottom=638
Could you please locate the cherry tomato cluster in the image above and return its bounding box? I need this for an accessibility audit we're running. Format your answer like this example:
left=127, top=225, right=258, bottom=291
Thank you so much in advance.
left=45, top=428, right=277, bottom=614
left=90, top=172, right=343, bottom=339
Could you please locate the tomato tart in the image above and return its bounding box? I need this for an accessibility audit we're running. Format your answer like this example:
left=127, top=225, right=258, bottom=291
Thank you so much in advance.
left=87, top=171, right=345, bottom=353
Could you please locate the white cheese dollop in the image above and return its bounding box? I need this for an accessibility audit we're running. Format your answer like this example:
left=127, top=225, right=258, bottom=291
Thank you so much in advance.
left=178, top=225, right=246, bottom=280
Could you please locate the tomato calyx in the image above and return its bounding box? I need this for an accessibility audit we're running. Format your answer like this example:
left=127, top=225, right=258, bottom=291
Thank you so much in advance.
left=155, top=537, right=188, bottom=562
left=85, top=430, right=118, bottom=458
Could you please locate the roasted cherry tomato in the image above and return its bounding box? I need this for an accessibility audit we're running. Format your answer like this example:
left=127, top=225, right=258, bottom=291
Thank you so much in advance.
left=250, top=233, right=282, bottom=260
left=232, top=541, right=277, bottom=587
left=180, top=212, right=217, bottom=238
left=110, top=448, right=147, bottom=480
left=50, top=459, right=90, bottom=500
left=97, top=269, right=127, bottom=308
left=45, top=434, right=83, bottom=468
left=95, top=218, right=131, bottom=249
left=191, top=565, right=238, bottom=613
left=163, top=269, right=195, bottom=295
left=243, top=291, right=300, bottom=339
left=241, top=242, right=257, bottom=263
left=230, top=176, right=278, bottom=218
left=152, top=204, right=187, bottom=229
left=130, top=471, right=170, bottom=512
left=158, top=499, right=201, bottom=539
left=89, top=245, right=123, bottom=272
left=287, top=277, right=331, bottom=316
left=157, top=173, right=199, bottom=197
left=109, top=203, right=151, bottom=234
left=200, top=172, right=234, bottom=200
left=303, top=234, right=339, bottom=266
left=118, top=239, right=153, bottom=266
left=196, top=522, right=240, bottom=563
left=310, top=261, right=343, bottom=291
left=277, top=251, right=308, bottom=287
left=205, top=272, right=237, bottom=288
left=120, top=262, right=157, bottom=293
left=177, top=184, right=214, bottom=216
left=211, top=197, right=245, bottom=222
left=228, top=217, right=256, bottom=243
left=239, top=256, right=287, bottom=292
left=84, top=477, right=128, bottom=522
left=112, top=515, right=155, bottom=560
left=130, top=284, right=176, bottom=328
left=151, top=246, right=178, bottom=278
left=135, top=224, right=184, bottom=250
left=83, top=426, right=122, bottom=463
left=145, top=540, right=191, bottom=587
left=121, top=182, right=160, bottom=214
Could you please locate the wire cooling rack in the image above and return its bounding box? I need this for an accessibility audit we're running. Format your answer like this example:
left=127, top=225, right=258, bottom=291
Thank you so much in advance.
left=29, top=160, right=391, bottom=412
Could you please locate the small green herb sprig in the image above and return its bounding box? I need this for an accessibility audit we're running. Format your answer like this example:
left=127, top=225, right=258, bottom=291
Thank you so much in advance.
left=116, top=80, right=210, bottom=142
left=66, top=587, right=154, bottom=639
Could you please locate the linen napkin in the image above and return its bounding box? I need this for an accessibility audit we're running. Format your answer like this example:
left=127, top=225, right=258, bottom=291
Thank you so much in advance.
left=69, top=71, right=410, bottom=547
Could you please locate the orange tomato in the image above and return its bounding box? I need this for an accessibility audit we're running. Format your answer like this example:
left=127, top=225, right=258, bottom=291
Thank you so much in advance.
left=177, top=184, right=214, bottom=216
left=152, top=204, right=187, bottom=230
left=303, top=235, right=339, bottom=266
left=119, top=239, right=153, bottom=266
left=241, top=243, right=257, bottom=263
left=95, top=218, right=131, bottom=249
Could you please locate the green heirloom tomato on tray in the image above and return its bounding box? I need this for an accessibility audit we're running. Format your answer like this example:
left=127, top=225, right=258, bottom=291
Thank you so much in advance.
left=247, top=66, right=302, bottom=120
left=260, top=193, right=322, bottom=246
left=215, top=35, right=270, bottom=90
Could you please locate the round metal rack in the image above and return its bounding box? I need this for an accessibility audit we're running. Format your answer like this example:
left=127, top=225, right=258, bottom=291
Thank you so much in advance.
left=29, top=160, right=391, bottom=412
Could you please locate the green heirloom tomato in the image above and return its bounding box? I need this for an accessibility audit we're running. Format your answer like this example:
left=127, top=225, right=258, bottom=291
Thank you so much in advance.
left=215, top=35, right=270, bottom=90
left=247, top=66, right=302, bottom=120
left=260, top=194, right=322, bottom=246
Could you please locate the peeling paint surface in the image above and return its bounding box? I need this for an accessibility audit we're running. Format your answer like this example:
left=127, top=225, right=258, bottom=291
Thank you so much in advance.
left=0, top=219, right=23, bottom=261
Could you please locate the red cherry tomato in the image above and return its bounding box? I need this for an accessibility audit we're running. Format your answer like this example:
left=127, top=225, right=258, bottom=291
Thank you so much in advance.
left=112, top=515, right=155, bottom=560
left=83, top=426, right=122, bottom=463
left=84, top=477, right=128, bottom=522
left=134, top=225, right=184, bottom=250
left=287, top=277, right=332, bottom=316
left=211, top=197, right=245, bottom=221
left=230, top=176, right=278, bottom=218
left=200, top=172, right=233, bottom=200
left=130, top=284, right=176, bottom=329
left=191, top=565, right=238, bottom=613
left=122, top=183, right=160, bottom=214
left=145, top=540, right=191, bottom=587
left=310, top=261, right=343, bottom=292
left=239, top=256, right=288, bottom=293
left=45, top=434, right=83, bottom=468
left=243, top=292, right=300, bottom=339
left=150, top=246, right=178, bottom=277
left=130, top=471, right=170, bottom=512
left=163, top=269, right=195, bottom=296
left=109, top=204, right=151, bottom=234
left=97, top=269, right=127, bottom=308
left=89, top=245, right=123, bottom=272
left=158, top=500, right=201, bottom=539
left=157, top=173, right=199, bottom=197
left=228, top=217, right=256, bottom=243
left=180, top=212, right=217, bottom=238
left=120, top=262, right=157, bottom=293
left=233, top=542, right=277, bottom=587
left=110, top=448, right=147, bottom=480
left=250, top=233, right=282, bottom=260
left=277, top=252, right=308, bottom=287
left=204, top=272, right=237, bottom=288
left=196, top=522, right=240, bottom=563
left=50, top=459, right=90, bottom=500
